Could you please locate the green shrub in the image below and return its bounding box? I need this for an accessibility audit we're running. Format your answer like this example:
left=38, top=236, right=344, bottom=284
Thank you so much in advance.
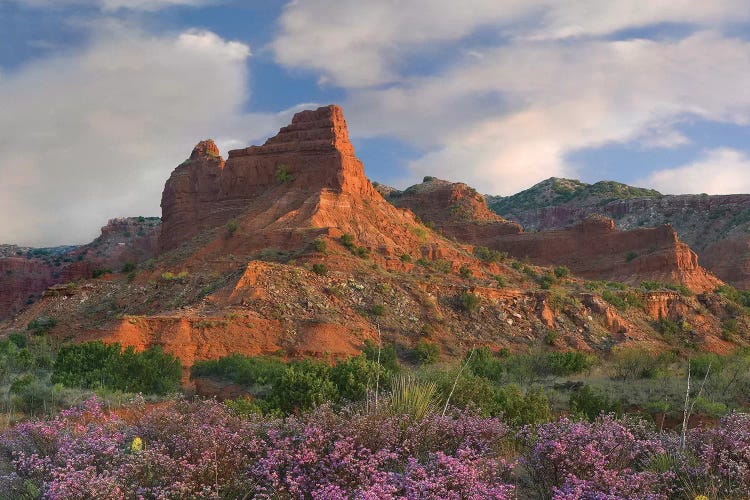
left=400, top=254, right=412, bottom=263
left=27, top=317, right=57, bottom=336
left=121, top=262, right=136, bottom=273
left=413, top=341, right=440, bottom=365
left=226, top=219, right=238, bottom=236
left=473, top=246, right=505, bottom=263
left=465, top=347, right=506, bottom=382
left=340, top=233, right=355, bottom=249
left=52, top=341, right=181, bottom=395
left=609, top=348, right=669, bottom=380
left=330, top=355, right=386, bottom=402
left=190, top=354, right=286, bottom=388
left=312, top=238, right=327, bottom=253
left=459, top=265, right=472, bottom=278
left=495, top=385, right=552, bottom=426
left=430, top=368, right=500, bottom=416
left=433, top=259, right=452, bottom=273
left=625, top=251, right=638, bottom=262
left=370, top=304, right=385, bottom=316
left=458, top=291, right=481, bottom=313
left=494, top=275, right=505, bottom=287
left=312, top=263, right=328, bottom=276
left=640, top=280, right=661, bottom=291
left=538, top=274, right=555, bottom=290
left=275, top=164, right=293, bottom=183
left=92, top=269, right=112, bottom=279
left=362, top=340, right=399, bottom=372
left=553, top=265, right=570, bottom=278
left=569, top=385, right=622, bottom=421
left=416, top=258, right=430, bottom=267
left=543, top=331, right=559, bottom=346
left=270, top=360, right=337, bottom=413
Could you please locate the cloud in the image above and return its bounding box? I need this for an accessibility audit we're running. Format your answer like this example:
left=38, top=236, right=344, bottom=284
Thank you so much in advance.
left=638, top=148, right=750, bottom=195
left=272, top=0, right=750, bottom=87
left=339, top=32, right=750, bottom=194
left=271, top=2, right=750, bottom=195
left=8, top=0, right=214, bottom=11
left=0, top=25, right=290, bottom=246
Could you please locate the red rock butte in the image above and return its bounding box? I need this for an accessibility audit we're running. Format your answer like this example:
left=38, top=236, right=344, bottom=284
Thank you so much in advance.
left=159, top=105, right=378, bottom=252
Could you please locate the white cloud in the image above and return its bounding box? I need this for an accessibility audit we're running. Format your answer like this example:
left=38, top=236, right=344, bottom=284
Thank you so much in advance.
left=7, top=0, right=213, bottom=11
left=0, top=25, right=290, bottom=246
left=339, top=32, right=750, bottom=194
left=272, top=1, right=750, bottom=195
left=272, top=0, right=750, bottom=87
left=639, top=148, right=750, bottom=195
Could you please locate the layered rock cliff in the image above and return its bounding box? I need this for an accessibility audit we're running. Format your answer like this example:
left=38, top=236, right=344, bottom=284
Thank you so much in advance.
left=488, top=177, right=750, bottom=289
left=0, top=217, right=160, bottom=320
left=386, top=178, right=719, bottom=293
left=383, top=178, right=522, bottom=245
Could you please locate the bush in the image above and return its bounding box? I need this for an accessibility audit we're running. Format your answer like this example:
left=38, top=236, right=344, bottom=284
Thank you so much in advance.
left=340, top=233, right=355, bottom=249
left=538, top=274, right=554, bottom=290
left=553, top=266, right=570, bottom=278
left=569, top=385, right=622, bottom=421
left=190, top=354, right=286, bottom=389
left=473, top=246, right=505, bottom=263
left=608, top=348, right=669, bottom=380
left=413, top=341, right=440, bottom=365
left=226, top=219, right=238, bottom=235
left=121, top=262, right=136, bottom=273
left=27, top=317, right=57, bottom=336
left=625, top=251, right=638, bottom=262
left=458, top=291, right=481, bottom=312
left=269, top=360, right=337, bottom=413
left=495, top=385, right=552, bottom=426
left=459, top=265, right=472, bottom=278
left=329, top=355, right=386, bottom=402
left=52, top=341, right=181, bottom=395
left=370, top=304, right=385, bottom=316
left=92, top=269, right=112, bottom=278
left=312, top=238, right=327, bottom=253
left=312, top=263, right=328, bottom=276
left=400, top=253, right=412, bottom=263
left=362, top=340, right=399, bottom=372
left=275, top=164, right=293, bottom=183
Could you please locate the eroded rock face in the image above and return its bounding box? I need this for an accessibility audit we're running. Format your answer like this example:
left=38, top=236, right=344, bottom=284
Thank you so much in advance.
left=159, top=105, right=377, bottom=252
left=385, top=178, right=522, bottom=244
left=0, top=258, right=55, bottom=319
left=489, top=178, right=750, bottom=289
left=0, top=217, right=160, bottom=320
left=490, top=216, right=720, bottom=292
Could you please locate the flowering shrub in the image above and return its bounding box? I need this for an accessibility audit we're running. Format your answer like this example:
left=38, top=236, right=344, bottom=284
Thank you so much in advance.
left=1, top=398, right=749, bottom=499
left=0, top=399, right=516, bottom=499
left=677, top=412, right=750, bottom=498
left=520, top=414, right=674, bottom=499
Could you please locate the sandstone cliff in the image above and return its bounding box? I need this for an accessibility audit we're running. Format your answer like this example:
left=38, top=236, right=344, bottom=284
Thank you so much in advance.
left=489, top=177, right=750, bottom=289
left=2, top=108, right=746, bottom=371
left=386, top=178, right=718, bottom=293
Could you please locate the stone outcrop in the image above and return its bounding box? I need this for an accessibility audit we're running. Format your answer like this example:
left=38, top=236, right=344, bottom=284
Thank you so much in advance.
left=490, top=216, right=720, bottom=292
left=384, top=178, right=522, bottom=244
left=159, top=106, right=378, bottom=252
left=386, top=179, right=719, bottom=292
left=0, top=217, right=160, bottom=320
left=489, top=177, right=750, bottom=289
left=158, top=106, right=466, bottom=268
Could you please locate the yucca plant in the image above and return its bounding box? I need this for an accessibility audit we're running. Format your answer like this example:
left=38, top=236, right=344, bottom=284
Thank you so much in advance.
left=385, top=375, right=440, bottom=421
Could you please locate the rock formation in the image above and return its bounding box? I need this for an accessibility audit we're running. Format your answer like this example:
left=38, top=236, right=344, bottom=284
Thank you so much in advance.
left=387, top=178, right=719, bottom=293
left=383, top=178, right=522, bottom=244
left=0, top=217, right=160, bottom=320
left=489, top=177, right=750, bottom=289
left=158, top=106, right=464, bottom=268
left=488, top=216, right=721, bottom=292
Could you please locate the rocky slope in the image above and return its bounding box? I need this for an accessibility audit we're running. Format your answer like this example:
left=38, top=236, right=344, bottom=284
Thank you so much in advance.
left=386, top=178, right=719, bottom=293
left=0, top=217, right=160, bottom=319
left=1, top=107, right=747, bottom=373
left=488, top=177, right=750, bottom=289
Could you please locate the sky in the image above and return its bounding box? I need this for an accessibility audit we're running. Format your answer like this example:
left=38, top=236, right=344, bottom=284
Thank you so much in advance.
left=2, top=1, right=750, bottom=246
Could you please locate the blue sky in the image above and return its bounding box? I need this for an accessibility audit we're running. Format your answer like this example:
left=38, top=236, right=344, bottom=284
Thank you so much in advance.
left=2, top=0, right=750, bottom=245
